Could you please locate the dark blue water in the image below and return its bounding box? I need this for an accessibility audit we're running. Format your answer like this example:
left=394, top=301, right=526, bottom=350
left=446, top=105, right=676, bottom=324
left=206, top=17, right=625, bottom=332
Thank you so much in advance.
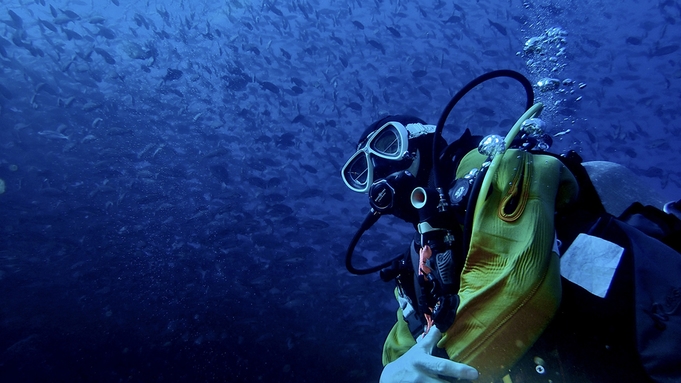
left=0, top=0, right=679, bottom=382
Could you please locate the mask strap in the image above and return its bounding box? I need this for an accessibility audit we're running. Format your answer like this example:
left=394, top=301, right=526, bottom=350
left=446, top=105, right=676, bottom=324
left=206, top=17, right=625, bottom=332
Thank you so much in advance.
left=405, top=123, right=436, bottom=139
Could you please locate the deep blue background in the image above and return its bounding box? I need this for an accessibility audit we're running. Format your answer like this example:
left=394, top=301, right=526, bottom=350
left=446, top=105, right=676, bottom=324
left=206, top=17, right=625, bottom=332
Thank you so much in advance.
left=0, top=0, right=679, bottom=382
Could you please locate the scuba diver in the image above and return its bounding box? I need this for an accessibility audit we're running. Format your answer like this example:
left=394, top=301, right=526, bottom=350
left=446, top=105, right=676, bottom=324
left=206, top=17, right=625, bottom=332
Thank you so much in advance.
left=341, top=70, right=681, bottom=383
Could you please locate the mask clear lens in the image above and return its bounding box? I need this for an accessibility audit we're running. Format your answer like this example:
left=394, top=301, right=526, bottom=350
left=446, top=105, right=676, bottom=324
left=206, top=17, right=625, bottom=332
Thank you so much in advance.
left=370, top=126, right=401, bottom=157
left=344, top=153, right=370, bottom=188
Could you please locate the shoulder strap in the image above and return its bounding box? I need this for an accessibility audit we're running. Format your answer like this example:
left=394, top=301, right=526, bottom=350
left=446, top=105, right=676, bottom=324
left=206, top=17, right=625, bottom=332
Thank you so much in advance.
left=619, top=201, right=681, bottom=253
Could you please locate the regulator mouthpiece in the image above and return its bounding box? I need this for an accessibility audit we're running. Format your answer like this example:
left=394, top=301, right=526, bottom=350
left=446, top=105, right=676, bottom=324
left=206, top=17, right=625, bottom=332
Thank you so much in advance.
left=368, top=170, right=419, bottom=223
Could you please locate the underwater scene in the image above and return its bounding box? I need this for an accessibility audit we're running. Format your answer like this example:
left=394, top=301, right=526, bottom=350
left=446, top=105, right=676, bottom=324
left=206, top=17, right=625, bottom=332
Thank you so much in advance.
left=0, top=0, right=679, bottom=382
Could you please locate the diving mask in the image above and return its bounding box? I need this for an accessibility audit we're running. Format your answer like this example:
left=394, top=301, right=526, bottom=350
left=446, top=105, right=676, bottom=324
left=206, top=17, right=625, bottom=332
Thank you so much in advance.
left=341, top=121, right=436, bottom=193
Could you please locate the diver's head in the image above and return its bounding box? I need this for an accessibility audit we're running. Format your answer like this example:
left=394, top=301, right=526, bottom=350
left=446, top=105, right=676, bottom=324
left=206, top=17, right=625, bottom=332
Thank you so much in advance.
left=341, top=115, right=445, bottom=194
left=341, top=115, right=447, bottom=224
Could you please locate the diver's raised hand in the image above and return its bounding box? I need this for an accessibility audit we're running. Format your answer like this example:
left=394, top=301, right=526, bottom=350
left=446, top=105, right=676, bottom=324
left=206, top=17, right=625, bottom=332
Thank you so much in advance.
left=380, top=328, right=479, bottom=383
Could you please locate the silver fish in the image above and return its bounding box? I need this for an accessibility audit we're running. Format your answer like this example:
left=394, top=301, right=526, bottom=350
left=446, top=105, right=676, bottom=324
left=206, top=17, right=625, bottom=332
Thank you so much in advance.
left=38, top=130, right=69, bottom=140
